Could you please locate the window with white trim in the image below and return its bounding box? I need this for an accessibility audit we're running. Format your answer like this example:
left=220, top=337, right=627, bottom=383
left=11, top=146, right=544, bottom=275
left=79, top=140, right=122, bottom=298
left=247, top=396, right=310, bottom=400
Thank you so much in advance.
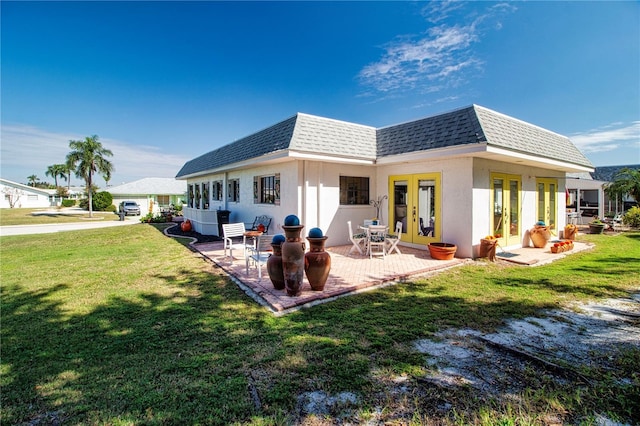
left=202, top=182, right=209, bottom=209
left=340, top=176, right=370, bottom=205
left=211, top=180, right=223, bottom=201
left=253, top=173, right=280, bottom=205
left=228, top=179, right=240, bottom=203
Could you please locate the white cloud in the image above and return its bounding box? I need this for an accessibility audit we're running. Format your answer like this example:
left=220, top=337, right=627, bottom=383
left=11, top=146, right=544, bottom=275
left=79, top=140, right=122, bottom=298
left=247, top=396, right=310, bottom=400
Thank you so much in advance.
left=570, top=121, right=640, bottom=154
left=359, top=2, right=515, bottom=97
left=0, top=124, right=189, bottom=186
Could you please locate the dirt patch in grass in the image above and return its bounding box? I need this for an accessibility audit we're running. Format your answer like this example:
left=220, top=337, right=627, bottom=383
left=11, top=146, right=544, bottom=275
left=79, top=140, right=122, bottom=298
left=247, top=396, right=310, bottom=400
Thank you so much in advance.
left=295, top=294, right=640, bottom=424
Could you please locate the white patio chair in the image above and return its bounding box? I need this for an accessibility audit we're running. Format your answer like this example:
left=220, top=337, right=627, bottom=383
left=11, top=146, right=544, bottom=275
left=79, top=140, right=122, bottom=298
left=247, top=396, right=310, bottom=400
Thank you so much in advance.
left=385, top=221, right=403, bottom=255
left=347, top=221, right=367, bottom=255
left=368, top=224, right=387, bottom=259
left=223, top=222, right=251, bottom=259
left=245, top=234, right=272, bottom=279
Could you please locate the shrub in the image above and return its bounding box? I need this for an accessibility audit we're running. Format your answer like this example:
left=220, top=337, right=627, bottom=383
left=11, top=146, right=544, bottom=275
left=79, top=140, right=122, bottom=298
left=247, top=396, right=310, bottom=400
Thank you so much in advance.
left=92, top=191, right=113, bottom=211
left=61, top=199, right=76, bottom=207
left=623, top=206, right=640, bottom=228
left=140, top=213, right=168, bottom=223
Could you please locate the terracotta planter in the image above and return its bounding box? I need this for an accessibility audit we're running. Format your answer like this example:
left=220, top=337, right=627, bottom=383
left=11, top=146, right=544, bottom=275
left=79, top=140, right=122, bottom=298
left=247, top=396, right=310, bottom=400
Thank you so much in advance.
left=564, top=225, right=577, bottom=240
left=428, top=242, right=457, bottom=260
left=281, top=225, right=305, bottom=297
left=479, top=238, right=497, bottom=261
left=181, top=220, right=192, bottom=232
left=267, top=243, right=285, bottom=290
left=304, top=236, right=330, bottom=291
left=530, top=225, right=550, bottom=248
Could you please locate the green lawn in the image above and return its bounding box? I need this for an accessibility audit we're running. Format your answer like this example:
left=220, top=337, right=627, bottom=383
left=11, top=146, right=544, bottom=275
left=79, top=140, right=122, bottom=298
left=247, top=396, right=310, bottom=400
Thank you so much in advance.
left=1, top=225, right=639, bottom=425
left=0, top=208, right=120, bottom=226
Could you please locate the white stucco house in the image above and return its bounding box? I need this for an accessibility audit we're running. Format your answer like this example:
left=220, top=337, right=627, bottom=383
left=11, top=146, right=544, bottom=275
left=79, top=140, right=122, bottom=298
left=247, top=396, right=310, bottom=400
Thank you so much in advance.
left=108, top=177, right=187, bottom=215
left=176, top=105, right=593, bottom=258
left=0, top=178, right=54, bottom=208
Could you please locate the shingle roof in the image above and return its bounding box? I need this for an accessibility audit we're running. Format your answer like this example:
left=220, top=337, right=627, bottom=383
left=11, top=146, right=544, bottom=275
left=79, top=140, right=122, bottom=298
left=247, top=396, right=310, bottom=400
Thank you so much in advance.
left=291, top=113, right=376, bottom=159
left=176, top=105, right=593, bottom=178
left=108, top=178, right=186, bottom=195
left=473, top=105, right=592, bottom=168
left=376, top=106, right=483, bottom=156
left=176, top=114, right=375, bottom=178
left=591, top=165, right=640, bottom=182
left=176, top=115, right=298, bottom=178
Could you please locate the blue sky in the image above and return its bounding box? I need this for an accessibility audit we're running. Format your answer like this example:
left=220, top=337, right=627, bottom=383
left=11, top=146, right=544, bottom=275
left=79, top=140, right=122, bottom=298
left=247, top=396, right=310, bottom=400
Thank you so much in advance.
left=2, top=1, right=638, bottom=187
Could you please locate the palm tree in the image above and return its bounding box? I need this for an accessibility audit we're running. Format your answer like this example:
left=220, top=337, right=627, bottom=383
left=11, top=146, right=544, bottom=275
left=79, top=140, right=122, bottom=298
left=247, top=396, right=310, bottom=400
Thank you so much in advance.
left=45, top=164, right=68, bottom=188
left=63, top=162, right=73, bottom=191
left=604, top=167, right=640, bottom=209
left=66, top=135, right=114, bottom=217
left=27, top=175, right=38, bottom=187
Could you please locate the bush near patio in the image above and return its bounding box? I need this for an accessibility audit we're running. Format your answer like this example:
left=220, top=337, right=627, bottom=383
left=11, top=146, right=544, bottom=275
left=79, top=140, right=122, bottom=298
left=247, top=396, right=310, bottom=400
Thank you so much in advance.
left=1, top=225, right=639, bottom=425
left=624, top=206, right=640, bottom=228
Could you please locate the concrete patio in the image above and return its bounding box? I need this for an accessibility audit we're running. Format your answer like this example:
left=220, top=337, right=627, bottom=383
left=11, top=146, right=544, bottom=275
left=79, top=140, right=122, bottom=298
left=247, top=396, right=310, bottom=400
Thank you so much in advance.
left=188, top=237, right=593, bottom=315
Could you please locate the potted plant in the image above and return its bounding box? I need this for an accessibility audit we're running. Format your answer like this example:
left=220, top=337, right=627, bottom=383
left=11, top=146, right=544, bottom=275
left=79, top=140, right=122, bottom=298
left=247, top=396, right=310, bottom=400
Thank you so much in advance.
left=588, top=218, right=606, bottom=234
left=428, top=242, right=457, bottom=260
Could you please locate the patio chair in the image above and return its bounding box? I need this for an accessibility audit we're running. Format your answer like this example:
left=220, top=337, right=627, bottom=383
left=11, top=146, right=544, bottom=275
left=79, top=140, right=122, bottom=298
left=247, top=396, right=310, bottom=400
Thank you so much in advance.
left=223, top=222, right=251, bottom=259
left=385, top=221, right=403, bottom=255
left=245, top=234, right=272, bottom=279
left=247, top=215, right=272, bottom=234
left=347, top=220, right=367, bottom=255
left=419, top=217, right=434, bottom=237
left=368, top=224, right=387, bottom=259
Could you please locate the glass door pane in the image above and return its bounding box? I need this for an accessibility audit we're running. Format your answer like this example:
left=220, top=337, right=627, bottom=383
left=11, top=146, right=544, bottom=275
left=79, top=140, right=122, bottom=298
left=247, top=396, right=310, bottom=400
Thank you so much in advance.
left=537, top=179, right=558, bottom=231
left=418, top=179, right=435, bottom=237
left=509, top=179, right=519, bottom=238
left=393, top=180, right=408, bottom=234
left=549, top=183, right=556, bottom=230
left=493, top=178, right=504, bottom=238
left=537, top=183, right=546, bottom=223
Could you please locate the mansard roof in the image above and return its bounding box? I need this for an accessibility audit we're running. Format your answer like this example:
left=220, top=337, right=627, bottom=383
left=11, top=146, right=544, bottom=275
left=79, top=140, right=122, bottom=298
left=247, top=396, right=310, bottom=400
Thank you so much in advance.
left=176, top=105, right=593, bottom=178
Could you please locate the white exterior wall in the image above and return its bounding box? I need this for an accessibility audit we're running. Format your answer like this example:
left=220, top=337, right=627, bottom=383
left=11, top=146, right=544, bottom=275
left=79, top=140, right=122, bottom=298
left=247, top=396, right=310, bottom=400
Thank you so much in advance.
left=313, top=162, right=376, bottom=246
left=472, top=158, right=566, bottom=255
left=182, top=157, right=569, bottom=258
left=376, top=157, right=475, bottom=257
left=0, top=182, right=52, bottom=208
left=184, top=163, right=302, bottom=236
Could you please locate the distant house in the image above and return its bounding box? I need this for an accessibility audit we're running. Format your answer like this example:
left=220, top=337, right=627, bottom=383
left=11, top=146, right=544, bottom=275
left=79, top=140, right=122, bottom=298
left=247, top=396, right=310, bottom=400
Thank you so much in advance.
left=176, top=105, right=593, bottom=258
left=108, top=177, right=186, bottom=215
left=566, top=164, right=640, bottom=222
left=0, top=178, right=54, bottom=208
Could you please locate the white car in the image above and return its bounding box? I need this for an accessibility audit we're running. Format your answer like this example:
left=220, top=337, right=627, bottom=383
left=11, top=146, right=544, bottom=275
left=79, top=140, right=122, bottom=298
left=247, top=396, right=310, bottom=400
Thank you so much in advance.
left=119, top=201, right=141, bottom=216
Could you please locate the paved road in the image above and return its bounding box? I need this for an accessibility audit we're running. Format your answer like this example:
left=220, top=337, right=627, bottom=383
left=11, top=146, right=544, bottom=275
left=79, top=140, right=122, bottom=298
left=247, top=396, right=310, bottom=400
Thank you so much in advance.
left=0, top=216, right=140, bottom=236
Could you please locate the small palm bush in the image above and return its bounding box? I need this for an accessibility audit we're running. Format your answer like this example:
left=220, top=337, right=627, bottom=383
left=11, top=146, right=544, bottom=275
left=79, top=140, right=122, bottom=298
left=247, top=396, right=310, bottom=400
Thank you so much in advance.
left=623, top=206, right=640, bottom=227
